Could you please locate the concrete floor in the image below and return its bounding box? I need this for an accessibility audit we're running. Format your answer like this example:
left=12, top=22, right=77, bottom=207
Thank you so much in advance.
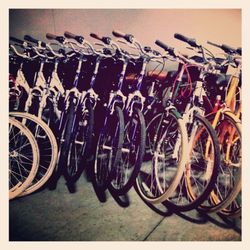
left=9, top=174, right=241, bottom=241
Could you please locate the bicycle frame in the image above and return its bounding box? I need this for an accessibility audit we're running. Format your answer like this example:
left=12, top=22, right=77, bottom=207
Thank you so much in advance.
left=125, top=57, right=148, bottom=116
left=204, top=58, right=241, bottom=165
left=225, top=62, right=241, bottom=117
left=105, top=55, right=135, bottom=116
left=12, top=63, right=30, bottom=95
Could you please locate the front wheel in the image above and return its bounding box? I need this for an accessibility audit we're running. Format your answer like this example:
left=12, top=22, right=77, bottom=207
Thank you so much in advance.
left=93, top=106, right=124, bottom=191
left=199, top=112, right=241, bottom=217
left=9, top=118, right=40, bottom=199
left=135, top=109, right=188, bottom=204
left=165, top=113, right=220, bottom=211
left=9, top=112, right=58, bottom=196
left=109, top=108, right=146, bottom=195
left=63, top=102, right=94, bottom=184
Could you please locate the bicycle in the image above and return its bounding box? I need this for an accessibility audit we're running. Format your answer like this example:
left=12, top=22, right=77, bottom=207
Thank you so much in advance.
left=121, top=38, right=189, bottom=204
left=9, top=37, right=59, bottom=196
left=152, top=36, right=221, bottom=211
left=197, top=40, right=242, bottom=217
left=170, top=33, right=241, bottom=215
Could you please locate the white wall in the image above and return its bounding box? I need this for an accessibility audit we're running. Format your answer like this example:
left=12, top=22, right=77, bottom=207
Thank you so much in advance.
left=9, top=9, right=241, bottom=55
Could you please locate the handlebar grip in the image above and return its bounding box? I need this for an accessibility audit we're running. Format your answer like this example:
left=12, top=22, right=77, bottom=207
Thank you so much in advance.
left=24, top=35, right=46, bottom=47
left=155, top=40, right=174, bottom=54
left=64, top=31, right=78, bottom=39
left=46, top=33, right=58, bottom=40
left=90, top=33, right=111, bottom=45
left=174, top=33, right=190, bottom=43
left=237, top=47, right=242, bottom=56
left=90, top=33, right=102, bottom=41
left=112, top=30, right=133, bottom=43
left=221, top=44, right=237, bottom=54
left=112, top=30, right=126, bottom=38
left=174, top=33, right=198, bottom=48
left=207, top=40, right=221, bottom=48
left=10, top=36, right=24, bottom=44
left=24, top=35, right=38, bottom=44
left=64, top=31, right=84, bottom=44
left=46, top=33, right=65, bottom=44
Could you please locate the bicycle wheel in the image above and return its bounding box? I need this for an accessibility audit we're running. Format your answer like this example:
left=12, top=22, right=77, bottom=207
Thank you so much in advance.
left=9, top=118, right=39, bottom=199
left=64, top=102, right=94, bottom=183
left=9, top=112, right=58, bottom=196
left=165, top=113, right=220, bottom=211
left=199, top=112, right=241, bottom=216
left=135, top=109, right=188, bottom=204
left=218, top=190, right=241, bottom=218
left=93, top=106, right=124, bottom=191
left=144, top=113, right=164, bottom=158
left=109, top=108, right=146, bottom=195
left=55, top=104, right=75, bottom=180
left=44, top=102, right=70, bottom=189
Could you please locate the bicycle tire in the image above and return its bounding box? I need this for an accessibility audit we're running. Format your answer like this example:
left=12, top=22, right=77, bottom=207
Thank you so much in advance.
left=144, top=113, right=163, bottom=158
left=135, top=109, right=188, bottom=204
left=93, top=106, right=124, bottom=191
left=109, top=108, right=146, bottom=195
left=199, top=111, right=241, bottom=216
left=9, top=118, right=40, bottom=199
left=10, top=112, right=58, bottom=196
left=165, top=113, right=220, bottom=211
left=63, top=101, right=94, bottom=183
left=218, top=191, right=241, bottom=218
left=55, top=104, right=75, bottom=180
left=44, top=103, right=70, bottom=190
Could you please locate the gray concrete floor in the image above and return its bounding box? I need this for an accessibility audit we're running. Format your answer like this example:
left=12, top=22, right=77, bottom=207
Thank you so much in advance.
left=9, top=174, right=241, bottom=241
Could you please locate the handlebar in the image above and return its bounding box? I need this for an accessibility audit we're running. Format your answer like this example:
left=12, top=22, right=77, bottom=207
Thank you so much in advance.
left=46, top=33, right=66, bottom=44
left=207, top=40, right=220, bottom=49
left=64, top=31, right=84, bottom=44
left=174, top=33, right=199, bottom=48
left=112, top=30, right=126, bottom=38
left=91, top=32, right=142, bottom=61
left=25, top=34, right=67, bottom=59
left=113, top=30, right=164, bottom=62
left=90, top=33, right=102, bottom=41
left=90, top=33, right=111, bottom=45
left=10, top=36, right=25, bottom=45
left=207, top=40, right=241, bottom=56
left=24, top=35, right=46, bottom=48
left=155, top=39, right=175, bottom=56
left=237, top=47, right=242, bottom=56
left=9, top=44, right=38, bottom=60
left=63, top=31, right=118, bottom=59
left=112, top=30, right=134, bottom=43
left=221, top=44, right=237, bottom=54
left=10, top=35, right=66, bottom=60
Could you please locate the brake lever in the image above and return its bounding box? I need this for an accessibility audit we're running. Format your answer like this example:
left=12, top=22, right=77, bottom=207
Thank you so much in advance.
left=94, top=42, right=105, bottom=47
left=116, top=39, right=136, bottom=50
